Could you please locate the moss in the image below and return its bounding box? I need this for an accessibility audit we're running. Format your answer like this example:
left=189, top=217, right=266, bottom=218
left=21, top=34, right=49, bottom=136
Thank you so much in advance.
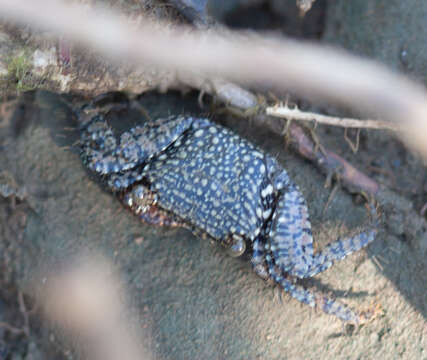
left=6, top=52, right=37, bottom=93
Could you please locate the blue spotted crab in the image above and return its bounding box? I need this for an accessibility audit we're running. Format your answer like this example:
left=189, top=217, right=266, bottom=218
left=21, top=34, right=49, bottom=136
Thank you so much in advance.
left=79, top=105, right=378, bottom=323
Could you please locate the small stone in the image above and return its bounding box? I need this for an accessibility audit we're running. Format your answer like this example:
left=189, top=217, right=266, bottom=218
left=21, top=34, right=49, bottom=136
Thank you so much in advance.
left=135, top=236, right=144, bottom=245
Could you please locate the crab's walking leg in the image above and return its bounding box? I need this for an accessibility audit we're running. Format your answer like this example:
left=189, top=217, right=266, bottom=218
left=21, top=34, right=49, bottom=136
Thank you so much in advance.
left=265, top=252, right=360, bottom=322
left=268, top=179, right=315, bottom=278
left=251, top=237, right=270, bottom=279
left=270, top=175, right=378, bottom=278
left=302, top=203, right=379, bottom=277
left=251, top=238, right=359, bottom=322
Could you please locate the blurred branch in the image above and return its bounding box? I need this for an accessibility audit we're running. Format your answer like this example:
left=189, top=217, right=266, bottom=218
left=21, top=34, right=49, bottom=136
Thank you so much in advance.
left=39, top=255, right=151, bottom=360
left=1, top=0, right=427, bottom=155
left=296, top=0, right=317, bottom=16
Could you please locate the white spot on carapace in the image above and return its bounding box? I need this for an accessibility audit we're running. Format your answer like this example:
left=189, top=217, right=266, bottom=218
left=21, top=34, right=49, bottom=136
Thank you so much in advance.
left=263, top=209, right=272, bottom=219
left=261, top=184, right=273, bottom=198
left=194, top=129, right=204, bottom=137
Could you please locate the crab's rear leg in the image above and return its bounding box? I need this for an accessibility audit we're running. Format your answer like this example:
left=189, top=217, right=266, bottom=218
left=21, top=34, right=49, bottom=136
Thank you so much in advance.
left=265, top=251, right=360, bottom=323
left=301, top=203, right=378, bottom=278
left=251, top=238, right=360, bottom=322
left=80, top=114, right=194, bottom=175
left=270, top=170, right=378, bottom=278
left=267, top=177, right=315, bottom=278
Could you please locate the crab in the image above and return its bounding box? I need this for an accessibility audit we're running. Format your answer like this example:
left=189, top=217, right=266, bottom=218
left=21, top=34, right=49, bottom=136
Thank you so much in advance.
left=79, top=107, right=378, bottom=323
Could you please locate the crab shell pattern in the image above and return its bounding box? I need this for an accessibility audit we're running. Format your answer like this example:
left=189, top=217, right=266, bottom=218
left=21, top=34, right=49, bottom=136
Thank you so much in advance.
left=80, top=113, right=378, bottom=323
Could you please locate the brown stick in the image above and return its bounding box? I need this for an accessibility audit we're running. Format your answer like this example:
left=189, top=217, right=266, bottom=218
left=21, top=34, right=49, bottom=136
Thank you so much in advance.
left=0, top=321, right=26, bottom=335
left=287, top=122, right=380, bottom=195
left=252, top=112, right=380, bottom=196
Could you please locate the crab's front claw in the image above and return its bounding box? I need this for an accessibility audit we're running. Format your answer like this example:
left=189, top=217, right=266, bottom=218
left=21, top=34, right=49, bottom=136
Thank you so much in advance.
left=80, top=114, right=195, bottom=176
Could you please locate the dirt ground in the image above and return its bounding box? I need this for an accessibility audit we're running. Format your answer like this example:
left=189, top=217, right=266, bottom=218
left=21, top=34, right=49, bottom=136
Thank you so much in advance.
left=0, top=1, right=426, bottom=360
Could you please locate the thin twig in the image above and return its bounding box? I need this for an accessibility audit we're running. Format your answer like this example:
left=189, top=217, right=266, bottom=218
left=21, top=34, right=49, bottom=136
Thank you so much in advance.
left=344, top=128, right=360, bottom=154
left=266, top=105, right=400, bottom=131
left=371, top=256, right=384, bottom=271
left=0, top=321, right=26, bottom=335
left=283, top=121, right=380, bottom=195
left=18, top=291, right=30, bottom=337
left=0, top=291, right=33, bottom=337
left=323, top=183, right=339, bottom=214
left=296, top=0, right=317, bottom=16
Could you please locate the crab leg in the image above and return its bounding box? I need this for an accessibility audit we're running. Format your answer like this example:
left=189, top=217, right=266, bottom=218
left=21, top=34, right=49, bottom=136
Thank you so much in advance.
left=266, top=259, right=360, bottom=323
left=302, top=203, right=379, bottom=278
left=268, top=179, right=315, bottom=278
left=251, top=238, right=360, bottom=322
left=270, top=175, right=378, bottom=279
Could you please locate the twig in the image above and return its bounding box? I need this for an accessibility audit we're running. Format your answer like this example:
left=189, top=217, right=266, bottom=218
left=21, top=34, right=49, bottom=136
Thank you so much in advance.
left=18, top=291, right=30, bottom=337
left=344, top=128, right=360, bottom=154
left=323, top=183, right=339, bottom=214
left=262, top=105, right=402, bottom=195
left=0, top=292, right=31, bottom=337
left=296, top=0, right=317, bottom=16
left=0, top=321, right=26, bottom=335
left=371, top=255, right=384, bottom=272
left=278, top=121, right=380, bottom=195
left=266, top=105, right=400, bottom=131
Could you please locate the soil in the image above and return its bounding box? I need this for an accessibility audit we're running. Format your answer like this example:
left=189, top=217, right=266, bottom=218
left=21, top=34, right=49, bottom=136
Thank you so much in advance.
left=0, top=1, right=426, bottom=360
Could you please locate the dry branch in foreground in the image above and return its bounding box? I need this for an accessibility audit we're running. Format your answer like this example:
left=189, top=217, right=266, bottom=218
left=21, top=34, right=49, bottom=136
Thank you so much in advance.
left=1, top=0, right=427, bottom=155
left=39, top=255, right=151, bottom=360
